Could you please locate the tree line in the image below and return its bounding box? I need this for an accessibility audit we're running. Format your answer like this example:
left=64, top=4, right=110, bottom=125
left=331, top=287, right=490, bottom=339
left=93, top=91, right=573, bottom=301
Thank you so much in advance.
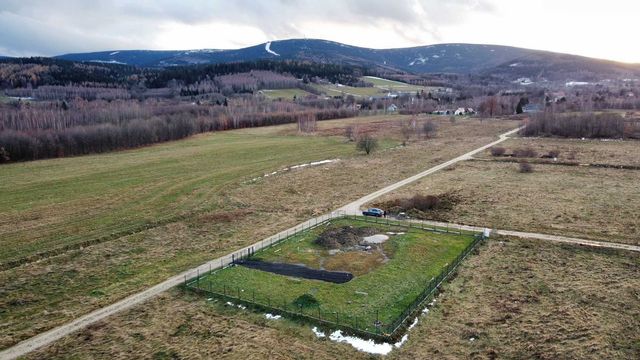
left=520, top=111, right=640, bottom=139
left=0, top=106, right=357, bottom=162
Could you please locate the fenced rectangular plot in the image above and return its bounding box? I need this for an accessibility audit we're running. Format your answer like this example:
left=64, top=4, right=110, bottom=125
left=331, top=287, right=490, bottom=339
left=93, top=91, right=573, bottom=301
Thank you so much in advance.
left=186, top=216, right=483, bottom=341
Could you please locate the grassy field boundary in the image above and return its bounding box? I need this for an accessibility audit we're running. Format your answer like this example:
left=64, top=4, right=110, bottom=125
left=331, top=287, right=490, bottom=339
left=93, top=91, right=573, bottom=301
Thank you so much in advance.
left=185, top=215, right=485, bottom=342
left=470, top=157, right=640, bottom=170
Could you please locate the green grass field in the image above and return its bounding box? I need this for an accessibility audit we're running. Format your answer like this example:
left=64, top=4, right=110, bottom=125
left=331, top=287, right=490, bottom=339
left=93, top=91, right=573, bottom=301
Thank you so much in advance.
left=313, top=77, right=440, bottom=98
left=362, top=76, right=428, bottom=93
left=313, top=83, right=382, bottom=98
left=196, top=218, right=475, bottom=331
left=0, top=131, right=358, bottom=267
left=259, top=88, right=315, bottom=100
left=363, top=76, right=446, bottom=94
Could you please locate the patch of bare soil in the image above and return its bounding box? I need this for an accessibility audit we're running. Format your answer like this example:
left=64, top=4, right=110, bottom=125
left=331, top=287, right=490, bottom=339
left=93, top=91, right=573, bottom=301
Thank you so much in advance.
left=314, top=226, right=378, bottom=249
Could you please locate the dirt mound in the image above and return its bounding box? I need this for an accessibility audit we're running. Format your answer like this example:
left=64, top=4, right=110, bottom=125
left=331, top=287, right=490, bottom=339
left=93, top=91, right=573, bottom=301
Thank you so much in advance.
left=373, top=191, right=462, bottom=221
left=314, top=226, right=378, bottom=249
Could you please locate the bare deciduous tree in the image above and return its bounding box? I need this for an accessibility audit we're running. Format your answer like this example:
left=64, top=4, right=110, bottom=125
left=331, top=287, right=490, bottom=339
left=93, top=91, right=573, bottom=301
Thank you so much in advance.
left=297, top=112, right=317, bottom=133
left=400, top=118, right=417, bottom=146
left=422, top=120, right=438, bottom=139
left=345, top=125, right=358, bottom=142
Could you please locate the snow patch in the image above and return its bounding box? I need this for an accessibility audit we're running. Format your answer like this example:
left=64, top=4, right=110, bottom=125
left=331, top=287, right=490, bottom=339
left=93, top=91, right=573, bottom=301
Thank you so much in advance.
left=394, top=334, right=409, bottom=347
left=225, top=301, right=246, bottom=310
left=408, top=317, right=419, bottom=330
left=432, top=55, right=440, bottom=59
left=409, top=55, right=429, bottom=66
left=566, top=81, right=590, bottom=87
left=109, top=51, right=120, bottom=56
left=328, top=330, right=394, bottom=355
left=265, top=313, right=282, bottom=320
left=513, top=77, right=533, bottom=85
left=362, top=234, right=389, bottom=244
left=245, top=159, right=340, bottom=183
left=265, top=42, right=280, bottom=56
left=89, top=60, right=126, bottom=65
left=311, top=327, right=326, bottom=338
left=509, top=62, right=521, bottom=67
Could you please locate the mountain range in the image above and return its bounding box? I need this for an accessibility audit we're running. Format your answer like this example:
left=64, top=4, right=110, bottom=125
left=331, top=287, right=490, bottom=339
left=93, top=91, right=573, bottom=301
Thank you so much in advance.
left=48, top=39, right=640, bottom=81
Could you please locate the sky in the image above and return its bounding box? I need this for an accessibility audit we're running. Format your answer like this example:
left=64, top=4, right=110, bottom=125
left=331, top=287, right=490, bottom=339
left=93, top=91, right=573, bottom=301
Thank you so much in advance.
left=0, top=0, right=638, bottom=63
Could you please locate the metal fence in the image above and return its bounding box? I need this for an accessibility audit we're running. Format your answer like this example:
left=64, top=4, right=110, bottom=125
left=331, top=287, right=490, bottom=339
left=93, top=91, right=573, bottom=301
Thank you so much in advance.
left=185, top=214, right=485, bottom=342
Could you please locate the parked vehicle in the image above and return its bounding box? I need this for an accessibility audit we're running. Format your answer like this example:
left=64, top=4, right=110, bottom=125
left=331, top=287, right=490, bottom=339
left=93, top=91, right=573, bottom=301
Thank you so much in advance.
left=362, top=208, right=384, bottom=217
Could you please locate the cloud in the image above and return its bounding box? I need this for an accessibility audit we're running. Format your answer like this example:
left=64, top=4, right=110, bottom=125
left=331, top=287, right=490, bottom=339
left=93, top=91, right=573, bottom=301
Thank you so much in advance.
left=0, top=0, right=495, bottom=55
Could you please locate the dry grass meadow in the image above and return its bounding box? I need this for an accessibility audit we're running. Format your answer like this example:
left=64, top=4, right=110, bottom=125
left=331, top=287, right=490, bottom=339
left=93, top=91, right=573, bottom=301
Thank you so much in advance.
left=0, top=115, right=519, bottom=349
left=479, top=137, right=640, bottom=166
left=372, top=149, right=640, bottom=245
left=8, top=116, right=640, bottom=359
left=25, top=237, right=639, bottom=359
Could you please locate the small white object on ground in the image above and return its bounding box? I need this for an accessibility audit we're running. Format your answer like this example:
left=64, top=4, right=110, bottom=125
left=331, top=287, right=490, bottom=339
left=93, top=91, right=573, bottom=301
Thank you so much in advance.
left=265, top=313, right=282, bottom=320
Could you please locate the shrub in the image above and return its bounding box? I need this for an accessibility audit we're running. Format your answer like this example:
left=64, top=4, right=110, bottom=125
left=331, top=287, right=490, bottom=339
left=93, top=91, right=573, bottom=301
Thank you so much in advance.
left=0, top=147, right=10, bottom=163
left=490, top=147, right=506, bottom=156
left=356, top=134, right=378, bottom=155
left=513, top=147, right=538, bottom=158
left=519, top=161, right=534, bottom=173
left=547, top=149, right=560, bottom=158
left=293, top=294, right=319, bottom=308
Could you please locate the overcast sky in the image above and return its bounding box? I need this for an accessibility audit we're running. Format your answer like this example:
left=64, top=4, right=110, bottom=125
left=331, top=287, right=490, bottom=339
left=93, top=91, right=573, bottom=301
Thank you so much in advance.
left=1, top=0, right=638, bottom=63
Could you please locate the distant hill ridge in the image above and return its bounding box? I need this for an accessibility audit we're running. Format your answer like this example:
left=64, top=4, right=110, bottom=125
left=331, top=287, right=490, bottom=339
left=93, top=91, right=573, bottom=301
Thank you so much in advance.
left=50, top=38, right=640, bottom=81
